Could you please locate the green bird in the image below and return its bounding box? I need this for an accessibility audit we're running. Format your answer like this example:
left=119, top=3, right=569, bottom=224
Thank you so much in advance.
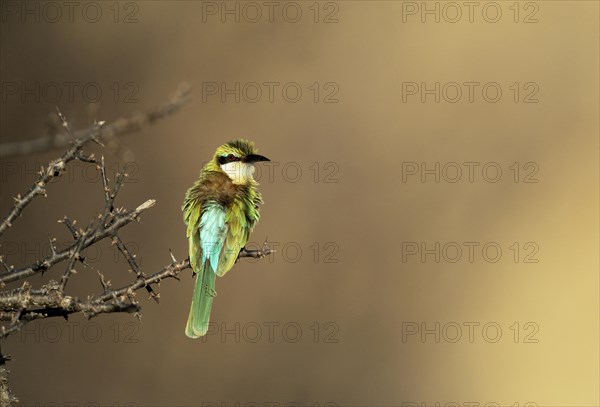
left=182, top=139, right=270, bottom=338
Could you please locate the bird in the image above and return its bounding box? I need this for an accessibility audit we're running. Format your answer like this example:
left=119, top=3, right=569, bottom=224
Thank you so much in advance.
left=182, top=139, right=270, bottom=338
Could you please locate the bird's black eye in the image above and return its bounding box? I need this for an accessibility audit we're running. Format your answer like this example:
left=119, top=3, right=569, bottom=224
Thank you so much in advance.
left=219, top=154, right=238, bottom=165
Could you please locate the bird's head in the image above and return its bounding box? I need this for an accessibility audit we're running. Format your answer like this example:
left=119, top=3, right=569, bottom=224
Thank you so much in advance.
left=213, top=139, right=270, bottom=184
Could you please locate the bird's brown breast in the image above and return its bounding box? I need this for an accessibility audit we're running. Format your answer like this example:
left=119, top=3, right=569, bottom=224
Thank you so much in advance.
left=188, top=171, right=249, bottom=208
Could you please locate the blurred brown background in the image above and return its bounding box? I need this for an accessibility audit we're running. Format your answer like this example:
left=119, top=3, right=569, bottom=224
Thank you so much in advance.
left=0, top=1, right=598, bottom=406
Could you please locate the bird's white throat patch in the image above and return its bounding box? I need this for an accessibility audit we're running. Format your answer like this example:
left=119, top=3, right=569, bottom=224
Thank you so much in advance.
left=221, top=161, right=255, bottom=184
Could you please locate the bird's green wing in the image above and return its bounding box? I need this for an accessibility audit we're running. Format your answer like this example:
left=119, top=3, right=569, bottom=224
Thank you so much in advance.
left=215, top=199, right=251, bottom=277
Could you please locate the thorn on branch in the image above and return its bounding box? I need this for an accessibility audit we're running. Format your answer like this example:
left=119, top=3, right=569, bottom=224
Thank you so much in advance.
left=113, top=236, right=159, bottom=304
left=91, top=136, right=105, bottom=148
left=48, top=236, right=57, bottom=256
left=237, top=240, right=275, bottom=260
left=0, top=256, right=12, bottom=275
left=55, top=107, right=71, bottom=134
left=75, top=151, right=96, bottom=163
left=58, top=216, right=79, bottom=239
left=100, top=156, right=110, bottom=201
left=59, top=220, right=93, bottom=292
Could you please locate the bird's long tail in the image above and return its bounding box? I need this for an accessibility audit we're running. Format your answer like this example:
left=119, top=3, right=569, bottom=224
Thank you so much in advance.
left=185, top=262, right=217, bottom=338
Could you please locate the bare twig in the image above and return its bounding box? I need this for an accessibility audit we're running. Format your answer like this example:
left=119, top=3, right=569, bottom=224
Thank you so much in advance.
left=58, top=220, right=94, bottom=292
left=0, top=199, right=156, bottom=285
left=238, top=241, right=275, bottom=259
left=0, top=83, right=191, bottom=158
left=0, top=256, right=11, bottom=274
left=58, top=216, right=79, bottom=239
left=0, top=83, right=191, bottom=237
left=0, top=120, right=105, bottom=237
left=113, top=235, right=160, bottom=303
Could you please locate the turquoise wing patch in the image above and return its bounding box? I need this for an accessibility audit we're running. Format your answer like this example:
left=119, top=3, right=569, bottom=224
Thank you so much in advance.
left=199, top=202, right=228, bottom=273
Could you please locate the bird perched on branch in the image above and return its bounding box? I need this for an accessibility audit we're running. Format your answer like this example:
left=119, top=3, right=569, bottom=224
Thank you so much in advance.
left=182, top=139, right=270, bottom=338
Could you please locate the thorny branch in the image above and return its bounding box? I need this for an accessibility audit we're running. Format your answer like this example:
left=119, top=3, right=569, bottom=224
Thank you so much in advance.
left=0, top=84, right=192, bottom=338
left=0, top=83, right=273, bottom=404
left=0, top=82, right=194, bottom=158
left=0, top=83, right=192, bottom=236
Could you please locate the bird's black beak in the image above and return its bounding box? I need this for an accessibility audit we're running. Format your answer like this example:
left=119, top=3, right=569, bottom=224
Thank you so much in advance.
left=244, top=154, right=270, bottom=163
